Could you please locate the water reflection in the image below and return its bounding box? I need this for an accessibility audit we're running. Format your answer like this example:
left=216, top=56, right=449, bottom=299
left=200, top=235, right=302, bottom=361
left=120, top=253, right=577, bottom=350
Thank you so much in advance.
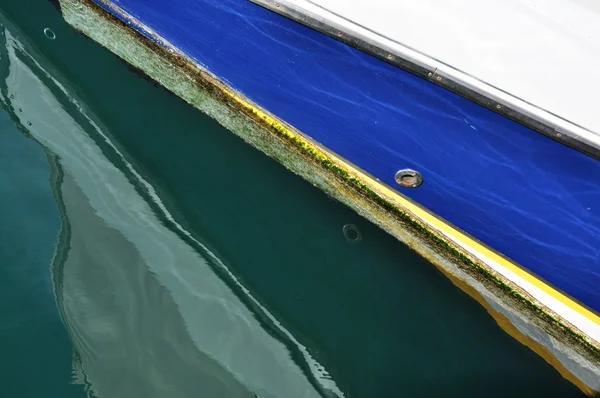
left=0, top=3, right=589, bottom=397
left=0, top=18, right=340, bottom=398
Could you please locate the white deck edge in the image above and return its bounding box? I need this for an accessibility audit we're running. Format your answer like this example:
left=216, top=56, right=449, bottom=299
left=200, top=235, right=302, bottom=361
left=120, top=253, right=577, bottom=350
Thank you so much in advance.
left=252, top=0, right=600, bottom=155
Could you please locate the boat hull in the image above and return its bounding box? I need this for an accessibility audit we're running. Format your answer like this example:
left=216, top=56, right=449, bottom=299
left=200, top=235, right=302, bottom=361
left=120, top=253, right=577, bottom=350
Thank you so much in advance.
left=59, top=0, right=600, bottom=392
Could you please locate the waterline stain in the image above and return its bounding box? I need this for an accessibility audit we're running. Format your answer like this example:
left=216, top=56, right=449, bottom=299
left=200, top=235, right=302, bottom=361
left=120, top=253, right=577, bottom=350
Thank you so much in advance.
left=0, top=0, right=593, bottom=396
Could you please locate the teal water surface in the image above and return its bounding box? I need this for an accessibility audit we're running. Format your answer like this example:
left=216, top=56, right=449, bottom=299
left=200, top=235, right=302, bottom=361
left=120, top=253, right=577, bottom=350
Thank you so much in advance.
left=0, top=1, right=588, bottom=397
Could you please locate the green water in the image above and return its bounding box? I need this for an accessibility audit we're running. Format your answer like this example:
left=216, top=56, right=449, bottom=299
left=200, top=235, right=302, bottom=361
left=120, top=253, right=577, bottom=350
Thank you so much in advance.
left=0, top=1, right=588, bottom=397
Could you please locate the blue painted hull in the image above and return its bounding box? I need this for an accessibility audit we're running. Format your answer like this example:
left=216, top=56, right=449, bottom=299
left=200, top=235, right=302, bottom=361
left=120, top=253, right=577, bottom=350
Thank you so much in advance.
left=92, top=0, right=600, bottom=312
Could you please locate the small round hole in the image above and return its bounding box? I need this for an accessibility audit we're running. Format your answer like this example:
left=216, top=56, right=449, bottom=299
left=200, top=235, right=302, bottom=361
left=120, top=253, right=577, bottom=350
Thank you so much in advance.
left=400, top=174, right=416, bottom=185
left=343, top=224, right=362, bottom=244
left=395, top=169, right=423, bottom=188
left=44, top=28, right=56, bottom=40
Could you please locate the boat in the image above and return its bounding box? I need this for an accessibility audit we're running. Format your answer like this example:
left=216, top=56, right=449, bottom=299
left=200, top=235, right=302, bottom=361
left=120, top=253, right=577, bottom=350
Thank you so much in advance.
left=57, top=0, right=600, bottom=392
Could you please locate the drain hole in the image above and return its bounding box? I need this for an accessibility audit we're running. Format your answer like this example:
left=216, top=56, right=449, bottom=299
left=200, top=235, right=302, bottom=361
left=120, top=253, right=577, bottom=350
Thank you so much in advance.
left=343, top=224, right=362, bottom=244
left=395, top=169, right=423, bottom=188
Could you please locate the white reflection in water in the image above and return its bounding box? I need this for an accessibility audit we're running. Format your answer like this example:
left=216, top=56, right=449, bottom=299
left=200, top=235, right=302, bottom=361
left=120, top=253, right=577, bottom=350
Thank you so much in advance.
left=0, top=22, right=343, bottom=398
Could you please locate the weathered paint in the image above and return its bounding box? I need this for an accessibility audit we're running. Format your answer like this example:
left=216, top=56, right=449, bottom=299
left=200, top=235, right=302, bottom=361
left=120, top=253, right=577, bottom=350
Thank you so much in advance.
left=59, top=0, right=600, bottom=393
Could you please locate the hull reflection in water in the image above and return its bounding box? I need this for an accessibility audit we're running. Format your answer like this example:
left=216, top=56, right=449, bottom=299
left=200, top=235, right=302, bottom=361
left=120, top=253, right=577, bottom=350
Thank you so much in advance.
left=0, top=2, right=592, bottom=396
left=0, top=17, right=341, bottom=398
left=54, top=172, right=258, bottom=398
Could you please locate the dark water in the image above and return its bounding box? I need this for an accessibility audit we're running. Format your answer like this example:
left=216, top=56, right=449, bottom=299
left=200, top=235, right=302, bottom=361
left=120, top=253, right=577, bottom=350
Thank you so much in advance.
left=0, top=1, right=588, bottom=397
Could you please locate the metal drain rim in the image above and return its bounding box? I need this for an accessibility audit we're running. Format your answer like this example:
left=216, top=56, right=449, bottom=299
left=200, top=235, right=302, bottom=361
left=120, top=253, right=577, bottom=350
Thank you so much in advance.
left=395, top=169, right=423, bottom=188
